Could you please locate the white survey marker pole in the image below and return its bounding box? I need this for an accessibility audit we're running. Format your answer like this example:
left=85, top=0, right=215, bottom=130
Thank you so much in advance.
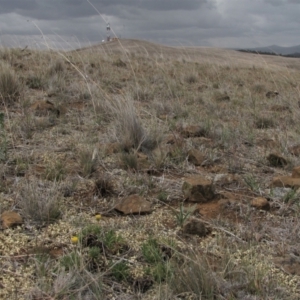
left=106, top=22, right=110, bottom=42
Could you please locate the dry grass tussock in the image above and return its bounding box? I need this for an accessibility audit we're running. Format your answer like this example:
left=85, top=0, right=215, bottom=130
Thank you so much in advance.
left=0, top=39, right=300, bottom=299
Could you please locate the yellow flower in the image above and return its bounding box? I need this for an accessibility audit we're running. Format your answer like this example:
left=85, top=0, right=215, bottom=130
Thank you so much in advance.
left=71, top=236, right=78, bottom=244
left=95, top=214, right=102, bottom=222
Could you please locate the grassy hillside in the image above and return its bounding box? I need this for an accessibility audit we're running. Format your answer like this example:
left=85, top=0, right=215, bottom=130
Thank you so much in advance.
left=0, top=39, right=300, bottom=299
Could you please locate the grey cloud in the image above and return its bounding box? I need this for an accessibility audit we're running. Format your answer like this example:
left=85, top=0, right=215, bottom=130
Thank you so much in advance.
left=0, top=0, right=206, bottom=20
left=0, top=1, right=299, bottom=49
left=264, top=0, right=300, bottom=6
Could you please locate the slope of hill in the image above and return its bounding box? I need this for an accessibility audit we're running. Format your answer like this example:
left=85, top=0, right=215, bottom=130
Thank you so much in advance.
left=77, top=39, right=300, bottom=70
left=240, top=44, right=300, bottom=55
left=0, top=39, right=300, bottom=299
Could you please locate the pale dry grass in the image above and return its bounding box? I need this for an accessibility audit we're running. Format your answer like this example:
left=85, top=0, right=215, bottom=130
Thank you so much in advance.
left=0, top=39, right=300, bottom=299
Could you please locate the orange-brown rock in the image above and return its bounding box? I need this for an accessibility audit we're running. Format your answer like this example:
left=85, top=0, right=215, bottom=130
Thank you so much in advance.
left=1, top=211, right=23, bottom=229
left=182, top=175, right=215, bottom=203
left=256, top=138, right=277, bottom=148
left=187, top=149, right=206, bottom=166
left=114, top=194, right=152, bottom=215
left=251, top=197, right=270, bottom=210
left=289, top=144, right=300, bottom=156
left=137, top=152, right=150, bottom=170
left=292, top=166, right=300, bottom=178
left=103, top=143, right=121, bottom=155
left=180, top=125, right=206, bottom=138
left=271, top=176, right=300, bottom=189
left=30, top=100, right=59, bottom=116
left=213, top=92, right=230, bottom=102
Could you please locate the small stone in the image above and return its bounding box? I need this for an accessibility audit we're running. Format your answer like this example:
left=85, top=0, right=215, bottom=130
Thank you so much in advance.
left=1, top=211, right=23, bottom=229
left=289, top=144, right=300, bottom=156
left=183, top=219, right=209, bottom=237
left=271, top=176, right=300, bottom=189
left=214, top=174, right=240, bottom=187
left=187, top=149, right=206, bottom=166
left=180, top=125, right=206, bottom=138
left=270, top=105, right=290, bottom=112
left=182, top=175, right=215, bottom=203
left=30, top=100, right=59, bottom=116
left=197, top=84, right=208, bottom=92
left=266, top=91, right=279, bottom=98
left=267, top=153, right=287, bottom=167
left=256, top=138, right=277, bottom=148
left=213, top=92, right=230, bottom=102
left=115, top=194, right=152, bottom=215
left=103, top=143, right=121, bottom=155
left=251, top=197, right=270, bottom=210
left=292, top=166, right=300, bottom=178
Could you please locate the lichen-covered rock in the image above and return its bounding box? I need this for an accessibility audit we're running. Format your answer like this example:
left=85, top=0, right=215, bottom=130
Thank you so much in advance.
left=267, top=153, right=287, bottom=168
left=183, top=219, right=209, bottom=237
left=292, top=166, right=300, bottom=178
left=271, top=176, right=300, bottom=189
left=251, top=197, right=270, bottom=210
left=1, top=211, right=23, bottom=229
left=182, top=175, right=215, bottom=203
left=115, top=194, right=152, bottom=215
left=187, top=149, right=206, bottom=166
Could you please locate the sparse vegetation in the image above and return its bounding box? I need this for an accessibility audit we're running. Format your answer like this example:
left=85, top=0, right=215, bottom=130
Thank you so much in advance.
left=1, top=40, right=300, bottom=299
left=172, top=202, right=196, bottom=228
left=0, top=112, right=7, bottom=161
left=18, top=180, right=61, bottom=224
left=0, top=62, right=22, bottom=105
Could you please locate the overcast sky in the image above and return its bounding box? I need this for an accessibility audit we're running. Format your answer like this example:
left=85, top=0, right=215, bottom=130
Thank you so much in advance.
left=0, top=0, right=299, bottom=49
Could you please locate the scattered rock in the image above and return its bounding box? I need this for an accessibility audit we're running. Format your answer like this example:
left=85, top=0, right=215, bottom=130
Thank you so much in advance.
left=49, top=247, right=64, bottom=259
left=164, top=133, right=184, bottom=145
left=180, top=125, right=207, bottom=138
left=213, top=92, right=230, bottom=102
left=114, top=194, right=152, bottom=215
left=187, top=149, right=206, bottom=166
left=214, top=174, right=240, bottom=187
left=191, top=137, right=213, bottom=148
left=256, top=138, right=277, bottom=148
left=266, top=91, right=279, bottom=98
left=292, top=166, right=300, bottom=178
left=289, top=144, right=300, bottom=156
left=137, top=152, right=150, bottom=170
left=182, top=176, right=215, bottom=203
left=29, top=100, right=60, bottom=116
left=267, top=153, right=287, bottom=168
left=271, top=176, right=300, bottom=189
left=183, top=219, right=209, bottom=237
left=273, top=255, right=300, bottom=276
left=152, top=144, right=171, bottom=161
left=255, top=116, right=276, bottom=129
left=270, top=105, right=290, bottom=112
left=197, top=84, right=208, bottom=92
left=251, top=197, right=270, bottom=210
left=103, top=143, right=121, bottom=155
left=1, top=211, right=23, bottom=229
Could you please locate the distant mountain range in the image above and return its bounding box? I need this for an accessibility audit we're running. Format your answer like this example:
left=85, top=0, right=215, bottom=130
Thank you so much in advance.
left=237, top=45, right=300, bottom=58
